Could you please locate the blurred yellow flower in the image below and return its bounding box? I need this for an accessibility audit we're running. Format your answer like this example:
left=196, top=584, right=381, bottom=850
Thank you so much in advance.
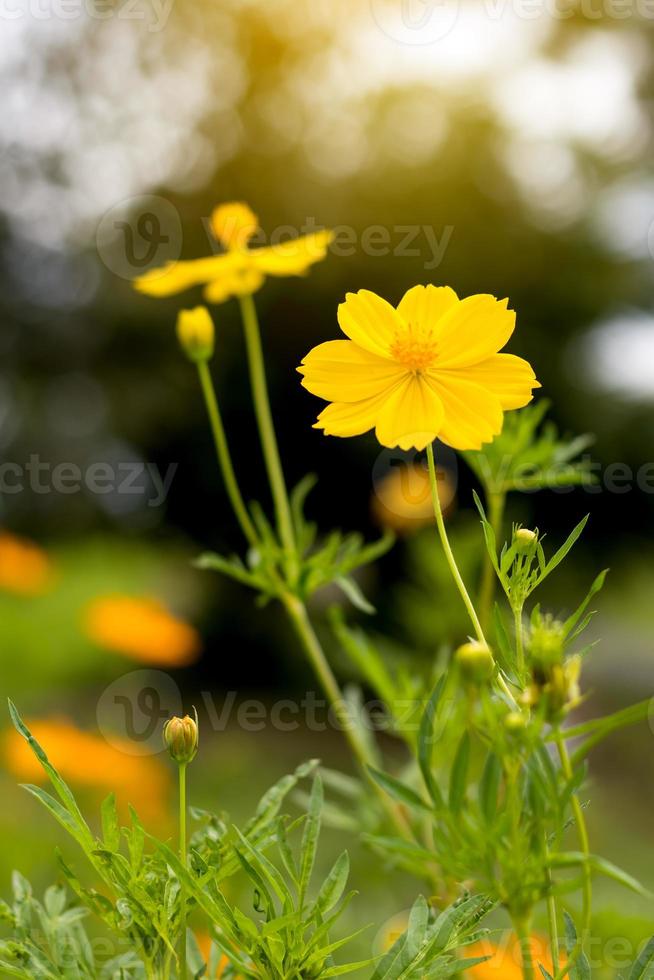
left=371, top=461, right=454, bottom=534
left=298, top=285, right=540, bottom=452
left=465, top=934, right=560, bottom=978
left=84, top=595, right=201, bottom=667
left=134, top=201, right=333, bottom=304
left=3, top=718, right=170, bottom=824
left=0, top=531, right=55, bottom=596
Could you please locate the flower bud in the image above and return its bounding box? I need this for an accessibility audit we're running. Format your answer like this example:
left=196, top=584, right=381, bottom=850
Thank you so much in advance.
left=504, top=711, right=527, bottom=734
left=514, top=527, right=537, bottom=553
left=529, top=614, right=565, bottom=670
left=455, top=640, right=494, bottom=682
left=163, top=712, right=198, bottom=765
left=176, top=307, right=215, bottom=362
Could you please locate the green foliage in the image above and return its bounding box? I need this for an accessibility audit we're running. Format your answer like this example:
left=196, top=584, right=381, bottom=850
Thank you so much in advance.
left=196, top=475, right=394, bottom=612
left=0, top=873, right=145, bottom=979
left=157, top=775, right=373, bottom=979
left=463, top=401, right=596, bottom=496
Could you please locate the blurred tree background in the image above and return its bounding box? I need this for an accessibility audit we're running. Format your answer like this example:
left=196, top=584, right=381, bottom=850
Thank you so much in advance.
left=1, top=0, right=654, bottom=966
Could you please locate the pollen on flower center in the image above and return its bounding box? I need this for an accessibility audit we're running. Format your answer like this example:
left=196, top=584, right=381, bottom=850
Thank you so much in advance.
left=389, top=324, right=438, bottom=374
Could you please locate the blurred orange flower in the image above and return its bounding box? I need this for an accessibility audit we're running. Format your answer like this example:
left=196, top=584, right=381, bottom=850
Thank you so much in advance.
left=134, top=201, right=333, bottom=304
left=196, top=932, right=241, bottom=978
left=83, top=595, right=201, bottom=667
left=371, top=461, right=454, bottom=534
left=466, top=933, right=561, bottom=978
left=3, top=718, right=170, bottom=824
left=0, top=531, right=55, bottom=596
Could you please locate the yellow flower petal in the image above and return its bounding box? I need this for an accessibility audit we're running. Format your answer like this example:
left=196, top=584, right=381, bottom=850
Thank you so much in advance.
left=210, top=202, right=259, bottom=250
left=337, top=289, right=405, bottom=358
left=298, top=340, right=405, bottom=402
left=204, top=265, right=264, bottom=304
left=252, top=229, right=334, bottom=276
left=314, top=386, right=400, bottom=438
left=452, top=352, right=540, bottom=409
left=375, top=376, right=444, bottom=451
left=427, top=373, right=503, bottom=450
left=396, top=283, right=459, bottom=325
left=435, top=295, right=516, bottom=368
left=133, top=253, right=241, bottom=298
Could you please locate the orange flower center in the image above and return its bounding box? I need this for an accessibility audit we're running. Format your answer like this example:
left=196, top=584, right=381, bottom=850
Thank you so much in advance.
left=389, top=324, right=438, bottom=374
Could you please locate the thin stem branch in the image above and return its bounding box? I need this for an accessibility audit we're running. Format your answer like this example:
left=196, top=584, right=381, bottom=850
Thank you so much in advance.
left=545, top=851, right=560, bottom=974
left=238, top=294, right=296, bottom=571
left=514, top=605, right=525, bottom=679
left=281, top=592, right=416, bottom=845
left=513, top=914, right=535, bottom=980
left=178, top=763, right=188, bottom=980
left=196, top=360, right=258, bottom=548
left=478, top=490, right=505, bottom=631
left=553, top=731, right=592, bottom=978
left=426, top=444, right=517, bottom=706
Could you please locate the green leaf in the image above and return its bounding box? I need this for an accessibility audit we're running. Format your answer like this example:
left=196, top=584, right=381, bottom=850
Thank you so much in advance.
left=194, top=552, right=259, bottom=589
left=20, top=785, right=87, bottom=849
left=563, top=911, right=591, bottom=979
left=539, top=516, right=589, bottom=583
left=628, top=936, right=654, bottom=979
left=563, top=569, right=609, bottom=639
left=314, top=851, right=350, bottom=916
left=334, top=575, right=376, bottom=614
left=368, top=768, right=432, bottom=812
left=406, top=895, right=429, bottom=958
left=418, top=677, right=446, bottom=809
left=478, top=753, right=501, bottom=825
left=8, top=701, right=94, bottom=850
left=299, top=775, right=323, bottom=902
left=550, top=853, right=649, bottom=897
left=100, top=794, right=120, bottom=853
left=449, top=733, right=470, bottom=814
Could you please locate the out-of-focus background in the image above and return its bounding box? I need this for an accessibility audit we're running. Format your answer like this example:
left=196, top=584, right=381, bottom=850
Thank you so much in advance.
left=1, top=0, right=654, bottom=972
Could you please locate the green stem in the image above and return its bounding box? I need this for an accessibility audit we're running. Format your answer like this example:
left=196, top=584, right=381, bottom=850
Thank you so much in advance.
left=281, top=592, right=416, bottom=844
left=238, top=294, right=296, bottom=571
left=553, top=731, right=592, bottom=977
left=513, top=913, right=535, bottom=980
left=478, top=490, right=505, bottom=631
left=426, top=444, right=516, bottom=706
left=178, top=763, right=188, bottom=980
left=196, top=360, right=258, bottom=549
left=514, top=604, right=525, bottom=679
left=545, top=845, right=560, bottom=975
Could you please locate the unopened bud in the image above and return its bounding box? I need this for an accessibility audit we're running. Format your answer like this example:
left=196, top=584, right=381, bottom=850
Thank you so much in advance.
left=515, top=527, right=537, bottom=553
left=163, top=712, right=198, bottom=765
left=455, top=640, right=494, bottom=682
left=504, top=711, right=527, bottom=734
left=176, top=307, right=215, bottom=362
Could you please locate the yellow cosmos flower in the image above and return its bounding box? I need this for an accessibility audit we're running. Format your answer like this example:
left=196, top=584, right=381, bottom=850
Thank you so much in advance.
left=298, top=285, right=540, bottom=452
left=0, top=531, right=55, bottom=596
left=3, top=718, right=170, bottom=823
left=466, top=934, right=561, bottom=977
left=133, top=202, right=333, bottom=304
left=84, top=595, right=201, bottom=667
